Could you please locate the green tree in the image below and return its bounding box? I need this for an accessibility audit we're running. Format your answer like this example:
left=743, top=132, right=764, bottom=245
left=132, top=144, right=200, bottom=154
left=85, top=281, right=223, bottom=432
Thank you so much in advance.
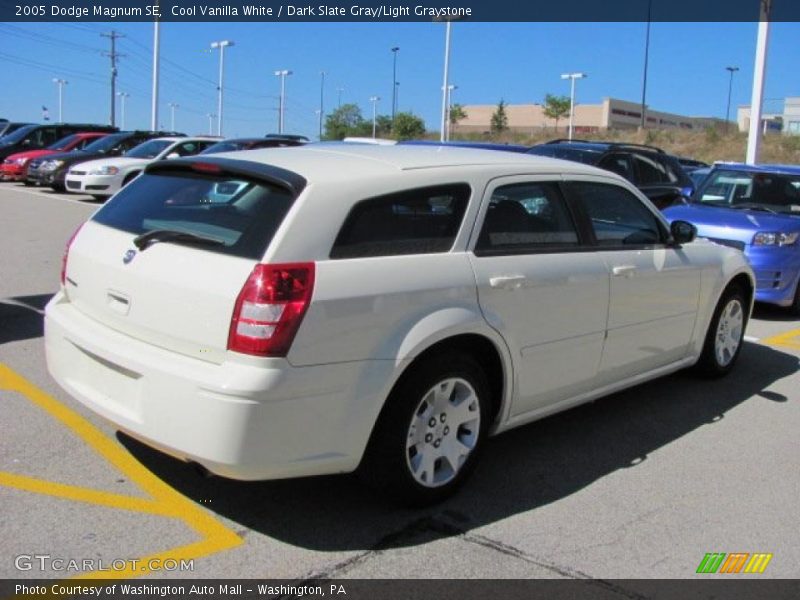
left=543, top=94, right=571, bottom=132
left=392, top=112, right=426, bottom=140
left=323, top=103, right=365, bottom=140
left=490, top=99, right=508, bottom=134
left=449, top=104, right=467, bottom=130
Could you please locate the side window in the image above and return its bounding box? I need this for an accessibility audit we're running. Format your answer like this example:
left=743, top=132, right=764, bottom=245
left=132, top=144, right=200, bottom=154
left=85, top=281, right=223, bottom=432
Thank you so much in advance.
left=475, top=182, right=579, bottom=254
left=597, top=153, right=635, bottom=182
left=77, top=137, right=94, bottom=150
left=632, top=153, right=669, bottom=184
left=567, top=182, right=665, bottom=247
left=330, top=184, right=470, bottom=259
left=117, top=137, right=143, bottom=153
left=173, top=142, right=202, bottom=156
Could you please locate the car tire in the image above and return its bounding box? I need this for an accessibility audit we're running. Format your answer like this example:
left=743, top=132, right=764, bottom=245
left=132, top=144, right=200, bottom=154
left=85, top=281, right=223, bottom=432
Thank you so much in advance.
left=789, top=280, right=800, bottom=317
left=359, top=353, right=491, bottom=506
left=695, top=285, right=747, bottom=378
left=51, top=184, right=65, bottom=192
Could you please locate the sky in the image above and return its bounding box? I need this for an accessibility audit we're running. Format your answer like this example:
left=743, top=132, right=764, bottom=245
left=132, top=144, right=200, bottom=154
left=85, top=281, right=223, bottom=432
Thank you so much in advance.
left=1, top=20, right=798, bottom=139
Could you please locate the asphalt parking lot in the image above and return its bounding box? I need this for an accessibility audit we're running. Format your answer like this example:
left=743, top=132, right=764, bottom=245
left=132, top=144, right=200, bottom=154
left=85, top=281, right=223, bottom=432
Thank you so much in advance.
left=1, top=182, right=799, bottom=586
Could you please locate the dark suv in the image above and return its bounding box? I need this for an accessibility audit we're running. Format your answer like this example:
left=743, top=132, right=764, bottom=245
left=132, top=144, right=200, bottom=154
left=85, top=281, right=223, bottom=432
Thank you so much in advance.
left=527, top=139, right=694, bottom=209
left=26, top=130, right=184, bottom=190
left=0, top=123, right=117, bottom=161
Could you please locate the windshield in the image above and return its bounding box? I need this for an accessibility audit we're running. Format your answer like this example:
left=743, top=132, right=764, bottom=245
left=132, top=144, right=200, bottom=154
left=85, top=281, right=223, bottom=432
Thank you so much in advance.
left=47, top=134, right=81, bottom=151
left=527, top=145, right=602, bottom=165
left=83, top=133, right=129, bottom=153
left=125, top=139, right=173, bottom=159
left=695, top=170, right=800, bottom=215
left=0, top=124, right=38, bottom=145
left=92, top=171, right=295, bottom=259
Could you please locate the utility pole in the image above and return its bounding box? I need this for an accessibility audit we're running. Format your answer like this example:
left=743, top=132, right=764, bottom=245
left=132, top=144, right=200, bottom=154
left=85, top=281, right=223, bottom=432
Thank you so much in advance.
left=746, top=0, right=772, bottom=164
left=391, top=46, right=399, bottom=120
left=319, top=71, right=326, bottom=140
left=151, top=18, right=160, bottom=131
left=101, top=30, right=125, bottom=127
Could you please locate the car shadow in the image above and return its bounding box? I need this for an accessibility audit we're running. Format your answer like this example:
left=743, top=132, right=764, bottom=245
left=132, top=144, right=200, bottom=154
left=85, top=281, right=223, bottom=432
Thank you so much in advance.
left=119, top=341, right=798, bottom=553
left=0, top=294, right=52, bottom=344
left=752, top=302, right=799, bottom=322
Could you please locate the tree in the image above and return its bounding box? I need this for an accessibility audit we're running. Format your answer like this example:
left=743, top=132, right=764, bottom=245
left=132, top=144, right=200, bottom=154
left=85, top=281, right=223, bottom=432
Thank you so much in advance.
left=323, top=103, right=365, bottom=140
left=490, top=100, right=508, bottom=134
left=543, top=94, right=571, bottom=132
left=392, top=112, right=426, bottom=140
left=449, top=104, right=467, bottom=133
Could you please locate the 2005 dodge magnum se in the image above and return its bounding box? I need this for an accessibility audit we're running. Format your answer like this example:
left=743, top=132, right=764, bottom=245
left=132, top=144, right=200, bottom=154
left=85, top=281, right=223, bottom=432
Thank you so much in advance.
left=45, top=145, right=754, bottom=505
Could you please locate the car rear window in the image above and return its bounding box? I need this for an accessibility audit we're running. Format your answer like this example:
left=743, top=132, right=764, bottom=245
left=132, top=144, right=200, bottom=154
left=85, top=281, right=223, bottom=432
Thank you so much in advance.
left=330, top=184, right=470, bottom=259
left=92, top=171, right=294, bottom=260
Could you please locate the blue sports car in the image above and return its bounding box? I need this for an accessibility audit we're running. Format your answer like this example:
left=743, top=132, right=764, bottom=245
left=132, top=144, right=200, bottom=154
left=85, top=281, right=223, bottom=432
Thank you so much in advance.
left=664, top=163, right=800, bottom=313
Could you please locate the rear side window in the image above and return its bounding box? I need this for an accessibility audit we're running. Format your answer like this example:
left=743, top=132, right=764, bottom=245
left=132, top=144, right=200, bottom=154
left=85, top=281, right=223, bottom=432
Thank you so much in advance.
left=631, top=153, right=670, bottom=184
left=330, top=184, right=470, bottom=259
left=566, top=181, right=665, bottom=247
left=598, top=153, right=635, bottom=182
left=92, top=172, right=294, bottom=260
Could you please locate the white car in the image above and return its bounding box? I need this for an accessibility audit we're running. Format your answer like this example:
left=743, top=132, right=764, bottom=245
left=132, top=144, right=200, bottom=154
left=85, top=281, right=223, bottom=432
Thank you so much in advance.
left=64, top=137, right=218, bottom=199
left=45, top=145, right=754, bottom=505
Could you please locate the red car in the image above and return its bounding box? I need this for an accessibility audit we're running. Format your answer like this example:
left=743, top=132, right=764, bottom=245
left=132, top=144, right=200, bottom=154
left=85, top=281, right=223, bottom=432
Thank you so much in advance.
left=0, top=132, right=111, bottom=182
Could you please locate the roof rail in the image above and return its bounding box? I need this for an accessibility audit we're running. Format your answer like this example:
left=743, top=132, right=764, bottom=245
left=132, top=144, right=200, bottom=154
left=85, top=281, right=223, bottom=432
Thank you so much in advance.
left=545, top=138, right=665, bottom=154
left=545, top=138, right=596, bottom=145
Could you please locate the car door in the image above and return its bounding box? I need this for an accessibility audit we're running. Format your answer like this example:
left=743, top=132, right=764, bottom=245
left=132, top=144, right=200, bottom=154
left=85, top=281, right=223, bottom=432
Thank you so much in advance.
left=469, top=176, right=610, bottom=418
left=563, top=178, right=701, bottom=383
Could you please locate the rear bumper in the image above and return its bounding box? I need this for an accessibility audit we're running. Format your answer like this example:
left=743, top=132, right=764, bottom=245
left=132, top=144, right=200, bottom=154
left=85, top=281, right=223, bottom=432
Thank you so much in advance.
left=45, top=292, right=381, bottom=480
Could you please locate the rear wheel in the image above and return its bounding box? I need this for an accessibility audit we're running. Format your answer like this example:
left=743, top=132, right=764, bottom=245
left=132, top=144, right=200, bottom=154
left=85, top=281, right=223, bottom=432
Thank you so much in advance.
left=790, top=280, right=800, bottom=317
left=359, top=353, right=491, bottom=506
left=695, top=286, right=747, bottom=377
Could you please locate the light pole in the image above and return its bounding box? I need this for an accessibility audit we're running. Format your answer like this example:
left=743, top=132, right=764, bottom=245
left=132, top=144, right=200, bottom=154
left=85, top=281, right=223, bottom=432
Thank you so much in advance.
left=207, top=113, right=216, bottom=136
left=725, top=66, right=739, bottom=134
left=445, top=84, right=457, bottom=141
left=746, top=0, right=772, bottom=165
left=439, top=20, right=453, bottom=142
left=52, top=78, right=68, bottom=122
left=116, top=92, right=129, bottom=129
left=336, top=87, right=344, bottom=107
left=640, top=0, right=652, bottom=129
left=319, top=71, right=326, bottom=140
left=168, top=102, right=179, bottom=132
left=369, top=96, right=380, bottom=138
left=391, top=46, right=399, bottom=120
left=561, top=72, right=586, bottom=141
left=274, top=69, right=292, bottom=134
left=210, top=40, right=234, bottom=136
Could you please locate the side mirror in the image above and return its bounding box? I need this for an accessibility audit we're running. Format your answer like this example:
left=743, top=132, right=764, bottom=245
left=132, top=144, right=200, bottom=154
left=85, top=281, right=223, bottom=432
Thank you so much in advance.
left=166, top=152, right=180, bottom=160
left=670, top=220, right=697, bottom=245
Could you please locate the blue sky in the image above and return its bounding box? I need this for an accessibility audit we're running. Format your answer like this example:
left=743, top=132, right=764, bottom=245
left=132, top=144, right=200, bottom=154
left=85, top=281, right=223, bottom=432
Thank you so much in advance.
left=1, top=21, right=798, bottom=138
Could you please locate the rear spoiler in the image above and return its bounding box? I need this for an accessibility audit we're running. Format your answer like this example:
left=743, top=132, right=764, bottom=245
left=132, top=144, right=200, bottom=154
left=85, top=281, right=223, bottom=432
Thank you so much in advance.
left=145, top=156, right=307, bottom=197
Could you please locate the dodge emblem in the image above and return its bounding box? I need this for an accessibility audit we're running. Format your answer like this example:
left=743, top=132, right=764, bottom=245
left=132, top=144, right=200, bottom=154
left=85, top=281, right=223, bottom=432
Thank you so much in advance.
left=122, top=249, right=136, bottom=264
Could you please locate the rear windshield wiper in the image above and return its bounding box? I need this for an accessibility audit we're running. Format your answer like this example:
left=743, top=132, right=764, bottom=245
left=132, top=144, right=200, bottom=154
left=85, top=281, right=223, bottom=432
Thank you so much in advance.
left=133, top=229, right=225, bottom=251
left=729, top=203, right=778, bottom=214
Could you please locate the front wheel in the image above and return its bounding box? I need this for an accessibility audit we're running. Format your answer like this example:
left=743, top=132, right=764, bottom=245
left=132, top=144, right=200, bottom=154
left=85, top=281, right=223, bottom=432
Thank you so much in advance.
left=359, top=353, right=491, bottom=506
left=695, top=286, right=747, bottom=377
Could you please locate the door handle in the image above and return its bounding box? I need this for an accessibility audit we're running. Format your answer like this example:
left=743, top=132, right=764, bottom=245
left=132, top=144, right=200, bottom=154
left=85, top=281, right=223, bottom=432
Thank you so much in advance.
left=612, top=265, right=637, bottom=278
left=489, top=275, right=527, bottom=290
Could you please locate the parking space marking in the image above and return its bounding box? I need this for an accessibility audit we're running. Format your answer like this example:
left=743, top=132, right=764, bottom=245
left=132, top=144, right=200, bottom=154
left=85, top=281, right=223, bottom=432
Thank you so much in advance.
left=744, top=335, right=759, bottom=343
left=0, top=184, right=94, bottom=205
left=0, top=364, right=242, bottom=579
left=759, top=328, right=800, bottom=350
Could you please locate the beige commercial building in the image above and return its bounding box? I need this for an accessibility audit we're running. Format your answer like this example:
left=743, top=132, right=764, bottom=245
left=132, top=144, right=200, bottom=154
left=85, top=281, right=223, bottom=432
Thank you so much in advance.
left=737, top=97, right=800, bottom=135
left=455, top=97, right=723, bottom=135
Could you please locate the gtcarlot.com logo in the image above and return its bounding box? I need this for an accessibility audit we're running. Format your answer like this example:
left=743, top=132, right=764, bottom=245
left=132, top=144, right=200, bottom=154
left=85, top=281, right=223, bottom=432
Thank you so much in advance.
left=696, top=552, right=772, bottom=574
left=14, top=554, right=194, bottom=573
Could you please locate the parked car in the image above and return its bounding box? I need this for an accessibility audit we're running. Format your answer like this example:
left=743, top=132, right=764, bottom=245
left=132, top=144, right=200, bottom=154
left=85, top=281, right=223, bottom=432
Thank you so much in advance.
left=676, top=157, right=710, bottom=172
left=0, top=123, right=117, bottom=162
left=0, top=121, right=33, bottom=138
left=45, top=145, right=753, bottom=505
left=527, top=139, right=695, bottom=209
left=688, top=166, right=712, bottom=189
left=664, top=163, right=800, bottom=313
left=200, top=136, right=307, bottom=155
left=0, top=132, right=111, bottom=182
left=65, top=137, right=218, bottom=200
left=27, top=130, right=184, bottom=191
left=399, top=140, right=530, bottom=153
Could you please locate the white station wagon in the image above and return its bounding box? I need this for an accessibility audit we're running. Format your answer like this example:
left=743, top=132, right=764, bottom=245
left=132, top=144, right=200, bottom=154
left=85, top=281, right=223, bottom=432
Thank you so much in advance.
left=45, top=145, right=754, bottom=505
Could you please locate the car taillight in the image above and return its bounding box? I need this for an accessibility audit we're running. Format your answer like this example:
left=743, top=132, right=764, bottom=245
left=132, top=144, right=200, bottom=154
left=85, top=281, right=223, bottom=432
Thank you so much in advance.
left=60, top=224, right=84, bottom=286
left=228, top=263, right=315, bottom=357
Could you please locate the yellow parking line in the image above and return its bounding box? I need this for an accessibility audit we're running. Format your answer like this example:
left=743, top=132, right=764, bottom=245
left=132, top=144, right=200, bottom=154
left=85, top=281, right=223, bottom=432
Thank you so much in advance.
left=0, top=472, right=177, bottom=517
left=0, top=363, right=242, bottom=580
left=760, top=328, right=800, bottom=350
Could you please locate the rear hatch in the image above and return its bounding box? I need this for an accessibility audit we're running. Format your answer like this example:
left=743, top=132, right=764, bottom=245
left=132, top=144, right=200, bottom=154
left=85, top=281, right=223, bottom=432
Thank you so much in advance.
left=63, top=158, right=305, bottom=363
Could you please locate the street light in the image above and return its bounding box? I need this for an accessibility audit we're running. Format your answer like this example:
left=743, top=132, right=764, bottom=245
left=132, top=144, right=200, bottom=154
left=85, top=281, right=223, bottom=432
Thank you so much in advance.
left=274, top=69, right=292, bottom=134
left=725, top=66, right=740, bottom=134
left=336, top=87, right=344, bottom=108
left=445, top=84, right=457, bottom=141
left=319, top=71, right=326, bottom=141
left=210, top=40, right=234, bottom=136
left=561, top=72, right=586, bottom=141
left=640, top=0, right=652, bottom=129
left=439, top=21, right=453, bottom=142
left=52, top=78, right=68, bottom=122
left=207, top=113, right=216, bottom=136
left=391, top=46, right=399, bottom=120
left=168, top=102, right=179, bottom=132
left=369, top=96, right=380, bottom=138
left=116, top=91, right=129, bottom=129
